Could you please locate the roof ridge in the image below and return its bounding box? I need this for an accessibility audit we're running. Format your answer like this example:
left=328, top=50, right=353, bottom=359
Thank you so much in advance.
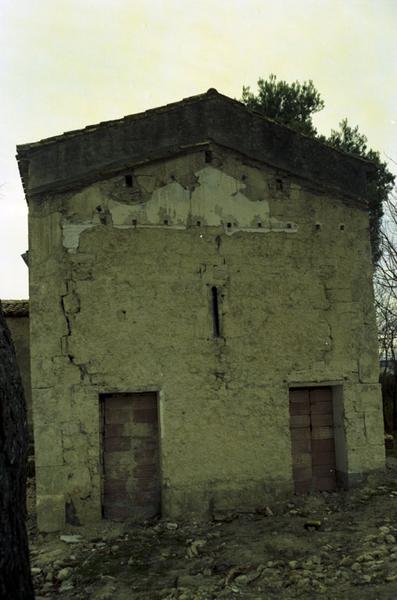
left=16, top=89, right=226, bottom=153
left=16, top=89, right=373, bottom=169
left=16, top=90, right=375, bottom=205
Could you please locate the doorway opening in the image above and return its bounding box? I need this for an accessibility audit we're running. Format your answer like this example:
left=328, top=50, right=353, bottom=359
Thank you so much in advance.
left=100, top=392, right=161, bottom=520
left=289, top=386, right=337, bottom=494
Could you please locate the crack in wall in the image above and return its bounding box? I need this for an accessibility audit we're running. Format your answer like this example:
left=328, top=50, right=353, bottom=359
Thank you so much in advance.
left=60, top=284, right=92, bottom=384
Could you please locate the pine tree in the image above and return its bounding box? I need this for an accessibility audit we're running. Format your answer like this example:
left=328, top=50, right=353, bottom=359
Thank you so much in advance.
left=240, top=75, right=395, bottom=263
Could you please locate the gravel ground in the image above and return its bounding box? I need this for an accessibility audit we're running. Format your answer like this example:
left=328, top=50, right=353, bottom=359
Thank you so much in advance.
left=28, top=456, right=397, bottom=600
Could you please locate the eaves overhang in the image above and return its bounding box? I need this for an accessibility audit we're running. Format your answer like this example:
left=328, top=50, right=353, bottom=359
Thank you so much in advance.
left=16, top=88, right=375, bottom=207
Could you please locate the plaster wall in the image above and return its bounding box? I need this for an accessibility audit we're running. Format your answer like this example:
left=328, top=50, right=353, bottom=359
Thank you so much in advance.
left=28, top=148, right=385, bottom=531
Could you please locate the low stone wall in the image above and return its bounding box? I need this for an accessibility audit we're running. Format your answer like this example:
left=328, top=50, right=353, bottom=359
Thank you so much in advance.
left=1, top=300, right=32, bottom=446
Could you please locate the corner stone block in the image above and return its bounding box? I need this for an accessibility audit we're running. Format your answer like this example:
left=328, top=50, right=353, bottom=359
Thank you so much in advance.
left=66, top=465, right=95, bottom=499
left=34, top=424, right=64, bottom=467
left=33, top=385, right=73, bottom=424
left=368, top=444, right=386, bottom=471
left=35, top=466, right=66, bottom=495
left=358, top=355, right=380, bottom=383
left=31, top=357, right=57, bottom=388
left=364, top=409, right=386, bottom=446
left=37, top=494, right=65, bottom=532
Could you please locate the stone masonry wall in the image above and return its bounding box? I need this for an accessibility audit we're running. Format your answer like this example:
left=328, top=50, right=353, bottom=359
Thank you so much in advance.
left=28, top=147, right=385, bottom=531
left=4, top=311, right=32, bottom=443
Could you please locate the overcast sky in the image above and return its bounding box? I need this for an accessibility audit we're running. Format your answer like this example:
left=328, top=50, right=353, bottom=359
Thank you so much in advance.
left=1, top=0, right=396, bottom=298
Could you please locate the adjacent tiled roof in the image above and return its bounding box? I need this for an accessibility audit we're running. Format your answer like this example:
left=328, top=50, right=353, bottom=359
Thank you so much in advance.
left=16, top=88, right=375, bottom=206
left=1, top=300, right=29, bottom=317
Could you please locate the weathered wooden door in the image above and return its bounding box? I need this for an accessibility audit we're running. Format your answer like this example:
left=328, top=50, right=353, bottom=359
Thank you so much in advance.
left=289, top=387, right=337, bottom=494
left=102, top=392, right=161, bottom=520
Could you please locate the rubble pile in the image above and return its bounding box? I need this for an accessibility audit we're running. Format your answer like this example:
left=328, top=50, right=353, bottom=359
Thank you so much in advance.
left=28, top=461, right=397, bottom=599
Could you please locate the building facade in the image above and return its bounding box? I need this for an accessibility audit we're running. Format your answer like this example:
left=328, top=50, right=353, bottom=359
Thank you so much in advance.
left=17, top=90, right=385, bottom=531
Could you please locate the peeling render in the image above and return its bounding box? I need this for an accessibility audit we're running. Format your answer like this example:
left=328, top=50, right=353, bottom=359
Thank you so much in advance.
left=26, top=132, right=384, bottom=532
left=61, top=164, right=297, bottom=252
left=62, top=222, right=95, bottom=252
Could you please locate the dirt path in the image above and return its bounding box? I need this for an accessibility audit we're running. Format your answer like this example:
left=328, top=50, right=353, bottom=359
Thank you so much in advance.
left=29, top=458, right=397, bottom=599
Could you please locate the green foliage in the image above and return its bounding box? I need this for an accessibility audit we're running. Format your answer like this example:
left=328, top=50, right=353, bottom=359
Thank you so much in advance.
left=241, top=74, right=324, bottom=136
left=240, top=75, right=395, bottom=264
left=325, top=119, right=395, bottom=264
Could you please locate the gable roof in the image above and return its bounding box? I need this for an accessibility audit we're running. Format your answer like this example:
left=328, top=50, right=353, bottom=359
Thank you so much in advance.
left=16, top=89, right=374, bottom=205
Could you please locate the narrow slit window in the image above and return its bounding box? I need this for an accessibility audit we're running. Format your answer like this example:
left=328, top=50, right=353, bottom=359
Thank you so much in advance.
left=211, top=286, right=221, bottom=337
left=125, top=174, right=133, bottom=187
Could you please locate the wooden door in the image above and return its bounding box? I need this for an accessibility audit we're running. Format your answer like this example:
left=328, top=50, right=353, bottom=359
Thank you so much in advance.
left=102, top=392, right=161, bottom=520
left=289, top=387, right=337, bottom=494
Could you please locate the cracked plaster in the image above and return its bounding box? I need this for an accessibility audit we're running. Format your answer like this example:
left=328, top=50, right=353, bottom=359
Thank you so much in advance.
left=28, top=148, right=385, bottom=531
left=61, top=165, right=297, bottom=252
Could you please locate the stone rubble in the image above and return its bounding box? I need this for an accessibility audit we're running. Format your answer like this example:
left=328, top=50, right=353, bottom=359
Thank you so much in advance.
left=27, top=460, right=397, bottom=599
